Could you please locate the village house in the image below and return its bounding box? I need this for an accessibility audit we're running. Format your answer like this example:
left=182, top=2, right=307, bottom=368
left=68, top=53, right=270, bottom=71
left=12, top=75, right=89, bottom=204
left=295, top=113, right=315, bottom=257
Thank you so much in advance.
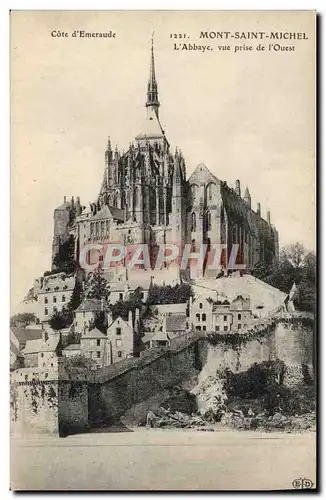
left=79, top=327, right=108, bottom=367
left=37, top=273, right=75, bottom=323
left=62, top=344, right=81, bottom=358
left=22, top=331, right=62, bottom=369
left=106, top=312, right=136, bottom=364
left=74, top=298, right=110, bottom=333
left=189, top=294, right=253, bottom=333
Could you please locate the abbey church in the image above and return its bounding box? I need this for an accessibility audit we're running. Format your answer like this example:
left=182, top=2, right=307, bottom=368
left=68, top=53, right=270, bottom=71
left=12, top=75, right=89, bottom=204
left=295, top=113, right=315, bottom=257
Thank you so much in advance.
left=52, top=39, right=279, bottom=280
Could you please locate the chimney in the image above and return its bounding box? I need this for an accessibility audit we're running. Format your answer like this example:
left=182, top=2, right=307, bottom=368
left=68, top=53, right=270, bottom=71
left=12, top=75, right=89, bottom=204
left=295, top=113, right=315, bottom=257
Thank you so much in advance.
left=135, top=307, right=140, bottom=327
left=235, top=180, right=241, bottom=197
left=128, top=309, right=133, bottom=329
left=42, top=329, right=48, bottom=343
left=257, top=202, right=261, bottom=216
left=71, top=196, right=75, bottom=206
left=64, top=196, right=67, bottom=204
left=267, top=210, right=271, bottom=225
left=76, top=196, right=81, bottom=216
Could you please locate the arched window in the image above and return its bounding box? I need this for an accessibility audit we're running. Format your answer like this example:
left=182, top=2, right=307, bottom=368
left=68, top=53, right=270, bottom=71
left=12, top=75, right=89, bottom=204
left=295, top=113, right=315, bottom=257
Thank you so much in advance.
left=191, top=184, right=199, bottom=201
left=191, top=239, right=196, bottom=252
left=207, top=183, right=216, bottom=202
left=191, top=213, right=196, bottom=232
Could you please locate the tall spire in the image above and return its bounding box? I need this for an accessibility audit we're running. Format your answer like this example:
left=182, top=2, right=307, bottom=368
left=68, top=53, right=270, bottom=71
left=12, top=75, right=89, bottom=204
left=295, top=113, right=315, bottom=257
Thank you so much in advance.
left=146, top=33, right=160, bottom=116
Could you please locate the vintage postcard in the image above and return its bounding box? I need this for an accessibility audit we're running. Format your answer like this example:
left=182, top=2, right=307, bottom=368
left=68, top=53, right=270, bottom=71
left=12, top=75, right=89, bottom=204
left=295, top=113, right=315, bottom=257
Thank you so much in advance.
left=10, top=10, right=316, bottom=491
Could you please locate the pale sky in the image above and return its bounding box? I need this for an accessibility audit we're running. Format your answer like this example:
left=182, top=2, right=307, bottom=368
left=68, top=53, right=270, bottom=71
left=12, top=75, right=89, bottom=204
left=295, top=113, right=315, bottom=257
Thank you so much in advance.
left=11, top=10, right=316, bottom=312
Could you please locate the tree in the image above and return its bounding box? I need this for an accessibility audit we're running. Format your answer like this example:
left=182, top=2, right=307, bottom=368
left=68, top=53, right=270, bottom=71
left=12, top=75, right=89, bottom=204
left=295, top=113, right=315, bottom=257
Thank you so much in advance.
left=10, top=312, right=38, bottom=327
left=49, top=307, right=73, bottom=331
left=84, top=268, right=110, bottom=300
left=280, top=243, right=306, bottom=270
left=52, top=235, right=75, bottom=272
left=146, top=282, right=193, bottom=306
left=67, top=279, right=83, bottom=311
left=110, top=287, right=144, bottom=321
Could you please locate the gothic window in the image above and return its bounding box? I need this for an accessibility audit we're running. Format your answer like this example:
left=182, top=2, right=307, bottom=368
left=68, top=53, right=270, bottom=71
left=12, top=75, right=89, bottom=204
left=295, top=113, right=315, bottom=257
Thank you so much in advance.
left=199, top=303, right=203, bottom=309
left=106, top=221, right=109, bottom=235
left=191, top=184, right=199, bottom=201
left=100, top=221, right=105, bottom=238
left=202, top=313, right=206, bottom=321
left=191, top=239, right=196, bottom=252
left=191, top=213, right=196, bottom=232
left=207, top=183, right=216, bottom=202
left=96, top=222, right=99, bottom=238
left=90, top=223, right=94, bottom=237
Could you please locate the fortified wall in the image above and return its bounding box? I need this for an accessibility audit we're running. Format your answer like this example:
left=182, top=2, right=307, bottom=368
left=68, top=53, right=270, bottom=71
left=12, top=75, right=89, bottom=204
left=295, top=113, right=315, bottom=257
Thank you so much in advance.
left=10, top=318, right=314, bottom=437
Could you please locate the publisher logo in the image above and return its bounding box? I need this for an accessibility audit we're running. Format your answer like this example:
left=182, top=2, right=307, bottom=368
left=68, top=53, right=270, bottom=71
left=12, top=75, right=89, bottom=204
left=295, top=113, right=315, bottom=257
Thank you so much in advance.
left=292, top=478, right=313, bottom=489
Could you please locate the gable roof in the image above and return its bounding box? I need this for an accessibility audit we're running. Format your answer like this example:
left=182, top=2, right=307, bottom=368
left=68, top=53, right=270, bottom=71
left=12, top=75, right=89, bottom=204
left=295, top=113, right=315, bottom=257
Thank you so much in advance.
left=22, top=339, right=43, bottom=354
left=107, top=316, right=134, bottom=333
left=188, top=163, right=220, bottom=186
left=76, top=298, right=108, bottom=313
left=152, top=303, right=187, bottom=315
left=63, top=344, right=81, bottom=351
left=10, top=327, right=43, bottom=348
left=166, top=314, right=187, bottom=332
left=10, top=341, right=23, bottom=358
left=82, top=327, right=107, bottom=339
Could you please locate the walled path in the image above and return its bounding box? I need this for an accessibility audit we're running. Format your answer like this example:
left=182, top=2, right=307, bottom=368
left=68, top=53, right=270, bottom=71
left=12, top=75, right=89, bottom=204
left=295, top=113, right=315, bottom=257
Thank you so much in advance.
left=11, top=430, right=316, bottom=491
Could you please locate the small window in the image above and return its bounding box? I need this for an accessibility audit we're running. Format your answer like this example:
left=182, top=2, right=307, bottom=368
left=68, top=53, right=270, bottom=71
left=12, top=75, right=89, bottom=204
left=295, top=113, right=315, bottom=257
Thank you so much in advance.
left=119, top=293, right=123, bottom=300
left=199, top=303, right=203, bottom=309
left=203, top=325, right=206, bottom=331
left=238, top=324, right=241, bottom=329
left=40, top=353, right=44, bottom=358
left=196, top=313, right=200, bottom=321
left=196, top=326, right=201, bottom=331
left=116, top=327, right=121, bottom=335
left=44, top=297, right=48, bottom=304
left=97, top=351, right=101, bottom=358
left=53, top=296, right=57, bottom=303
left=116, top=339, right=122, bottom=347
left=44, top=308, right=48, bottom=315
left=238, top=313, right=241, bottom=320
left=62, top=295, right=66, bottom=302
left=224, top=326, right=228, bottom=331
left=202, top=313, right=206, bottom=321
left=215, top=325, right=220, bottom=331
left=224, top=315, right=227, bottom=321
left=118, top=351, right=122, bottom=358
left=51, top=363, right=53, bottom=367
left=96, top=339, right=100, bottom=346
left=99, top=255, right=103, bottom=262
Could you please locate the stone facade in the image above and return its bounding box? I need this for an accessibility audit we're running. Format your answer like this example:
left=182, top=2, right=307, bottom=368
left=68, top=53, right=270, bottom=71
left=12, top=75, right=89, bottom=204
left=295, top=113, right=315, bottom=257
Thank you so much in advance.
left=51, top=39, right=279, bottom=282
left=37, top=273, right=75, bottom=323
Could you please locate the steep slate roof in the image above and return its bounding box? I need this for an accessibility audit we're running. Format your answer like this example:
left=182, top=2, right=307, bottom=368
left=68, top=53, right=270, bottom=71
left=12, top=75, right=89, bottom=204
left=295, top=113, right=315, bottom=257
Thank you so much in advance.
left=151, top=331, right=170, bottom=342
left=10, top=327, right=43, bottom=349
left=22, top=339, right=43, bottom=354
left=39, top=336, right=60, bottom=353
left=152, top=303, right=187, bottom=315
left=107, top=316, right=134, bottom=333
left=82, top=327, right=106, bottom=339
left=142, top=333, right=154, bottom=344
left=63, top=344, right=81, bottom=351
left=166, top=315, right=187, bottom=332
left=10, top=341, right=23, bottom=358
left=89, top=204, right=124, bottom=222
